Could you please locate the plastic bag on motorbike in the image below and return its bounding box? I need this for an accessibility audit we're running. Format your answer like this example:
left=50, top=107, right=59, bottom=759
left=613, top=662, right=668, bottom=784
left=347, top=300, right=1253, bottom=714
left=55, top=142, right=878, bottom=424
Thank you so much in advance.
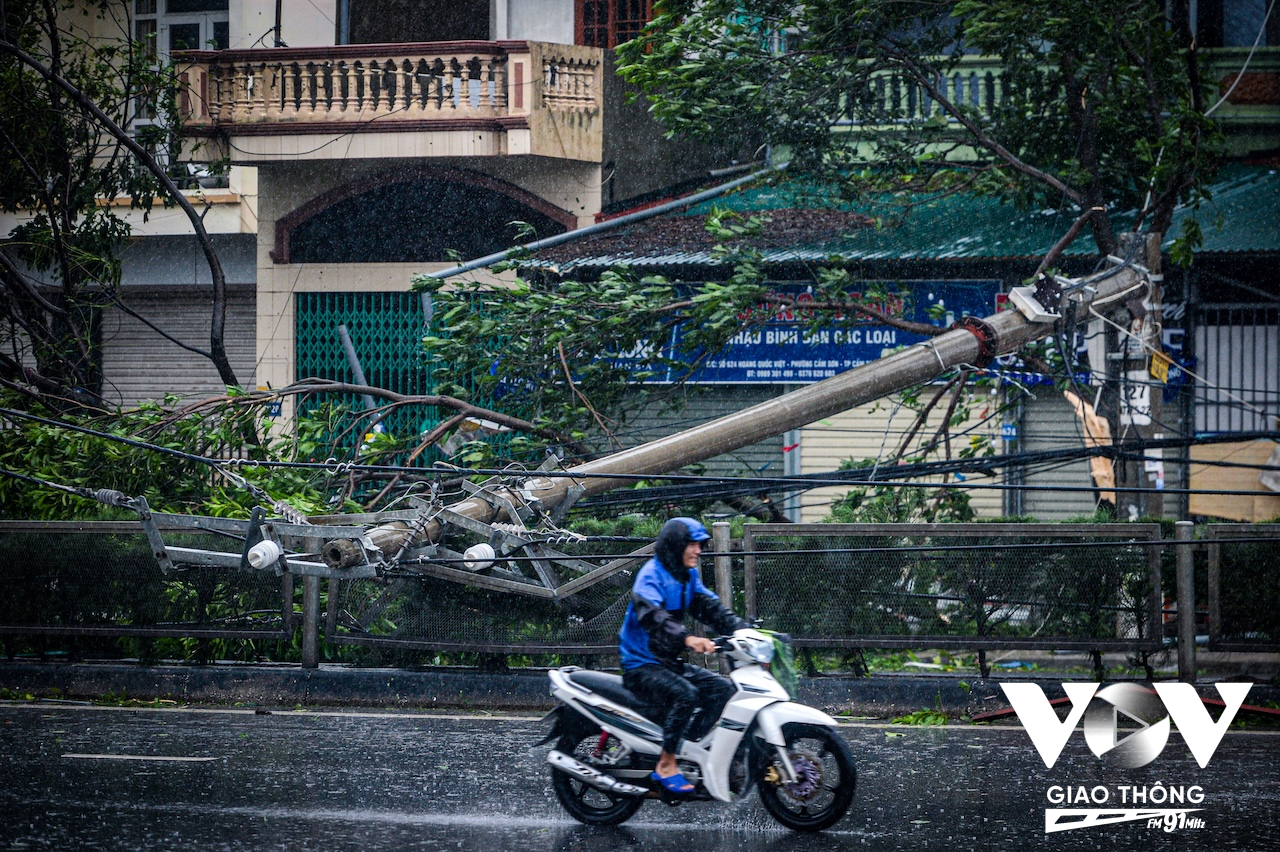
left=762, top=631, right=798, bottom=699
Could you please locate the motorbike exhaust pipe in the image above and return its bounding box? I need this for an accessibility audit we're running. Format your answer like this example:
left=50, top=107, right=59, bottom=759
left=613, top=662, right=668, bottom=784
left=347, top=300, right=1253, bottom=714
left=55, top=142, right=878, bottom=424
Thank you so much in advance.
left=547, top=750, right=649, bottom=797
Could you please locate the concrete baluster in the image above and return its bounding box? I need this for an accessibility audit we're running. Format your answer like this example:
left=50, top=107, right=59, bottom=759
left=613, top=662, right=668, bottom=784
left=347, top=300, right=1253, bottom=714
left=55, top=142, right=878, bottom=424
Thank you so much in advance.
left=263, top=62, right=283, bottom=120
left=327, top=61, right=348, bottom=120
left=250, top=63, right=267, bottom=120
left=467, top=56, right=483, bottom=110
left=381, top=58, right=397, bottom=117
left=366, top=60, right=383, bottom=116
left=487, top=57, right=502, bottom=111
left=342, top=60, right=359, bottom=115
left=449, top=57, right=462, bottom=110
left=353, top=61, right=372, bottom=119
left=277, top=62, right=296, bottom=119
left=230, top=63, right=249, bottom=122
left=405, top=58, right=426, bottom=117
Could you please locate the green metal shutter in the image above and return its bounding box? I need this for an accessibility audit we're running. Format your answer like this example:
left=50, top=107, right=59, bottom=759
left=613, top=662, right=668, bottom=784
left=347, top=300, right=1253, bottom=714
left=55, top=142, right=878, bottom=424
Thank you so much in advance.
left=295, top=291, right=437, bottom=441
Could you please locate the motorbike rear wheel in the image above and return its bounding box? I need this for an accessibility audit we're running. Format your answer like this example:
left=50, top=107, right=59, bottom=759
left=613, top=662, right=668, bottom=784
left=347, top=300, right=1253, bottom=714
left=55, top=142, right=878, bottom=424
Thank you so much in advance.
left=757, top=723, right=856, bottom=832
left=551, top=733, right=646, bottom=827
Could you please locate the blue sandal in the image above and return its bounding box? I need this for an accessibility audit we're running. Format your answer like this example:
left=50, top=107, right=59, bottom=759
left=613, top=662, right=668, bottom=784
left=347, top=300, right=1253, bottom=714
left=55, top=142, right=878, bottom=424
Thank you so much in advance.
left=651, top=770, right=695, bottom=794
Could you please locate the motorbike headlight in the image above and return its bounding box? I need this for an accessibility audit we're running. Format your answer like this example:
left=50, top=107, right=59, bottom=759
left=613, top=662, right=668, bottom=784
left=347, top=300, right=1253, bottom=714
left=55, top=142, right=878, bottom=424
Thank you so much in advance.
left=739, top=635, right=775, bottom=664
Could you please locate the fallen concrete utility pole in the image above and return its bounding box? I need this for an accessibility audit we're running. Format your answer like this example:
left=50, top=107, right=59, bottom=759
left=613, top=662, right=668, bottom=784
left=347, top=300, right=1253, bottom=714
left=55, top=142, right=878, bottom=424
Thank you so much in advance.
left=321, top=259, right=1149, bottom=571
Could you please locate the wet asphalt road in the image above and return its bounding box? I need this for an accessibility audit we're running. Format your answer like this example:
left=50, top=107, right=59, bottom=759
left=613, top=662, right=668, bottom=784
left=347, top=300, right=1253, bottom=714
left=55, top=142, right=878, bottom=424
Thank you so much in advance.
left=0, top=703, right=1275, bottom=851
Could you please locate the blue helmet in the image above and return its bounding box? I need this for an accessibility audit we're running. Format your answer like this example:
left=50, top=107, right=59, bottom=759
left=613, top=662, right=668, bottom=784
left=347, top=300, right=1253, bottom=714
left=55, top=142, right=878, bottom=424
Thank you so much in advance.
left=676, top=517, right=711, bottom=542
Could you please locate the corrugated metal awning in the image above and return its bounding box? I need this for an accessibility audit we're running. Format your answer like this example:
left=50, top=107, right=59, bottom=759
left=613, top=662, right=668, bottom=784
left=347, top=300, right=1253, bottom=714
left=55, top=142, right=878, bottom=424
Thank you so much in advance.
left=524, top=165, right=1278, bottom=272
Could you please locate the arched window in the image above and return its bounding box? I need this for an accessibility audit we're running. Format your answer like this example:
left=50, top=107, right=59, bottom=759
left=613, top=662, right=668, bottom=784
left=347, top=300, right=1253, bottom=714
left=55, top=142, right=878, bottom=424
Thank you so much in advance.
left=279, top=173, right=571, bottom=264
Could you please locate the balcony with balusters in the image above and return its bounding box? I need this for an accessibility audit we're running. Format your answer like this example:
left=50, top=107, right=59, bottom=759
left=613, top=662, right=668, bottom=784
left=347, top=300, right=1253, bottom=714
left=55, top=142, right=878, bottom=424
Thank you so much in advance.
left=174, top=41, right=603, bottom=164
left=839, top=51, right=1278, bottom=157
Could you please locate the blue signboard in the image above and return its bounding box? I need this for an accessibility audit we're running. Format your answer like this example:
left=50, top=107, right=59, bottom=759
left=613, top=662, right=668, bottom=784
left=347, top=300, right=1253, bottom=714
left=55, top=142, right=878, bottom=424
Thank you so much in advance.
left=634, top=280, right=1000, bottom=384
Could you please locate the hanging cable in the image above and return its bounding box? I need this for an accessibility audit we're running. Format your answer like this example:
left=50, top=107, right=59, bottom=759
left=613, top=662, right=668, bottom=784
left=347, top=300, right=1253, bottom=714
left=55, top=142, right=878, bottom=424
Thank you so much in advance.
left=1205, top=0, right=1277, bottom=117
left=1087, top=306, right=1271, bottom=419
left=0, top=466, right=135, bottom=509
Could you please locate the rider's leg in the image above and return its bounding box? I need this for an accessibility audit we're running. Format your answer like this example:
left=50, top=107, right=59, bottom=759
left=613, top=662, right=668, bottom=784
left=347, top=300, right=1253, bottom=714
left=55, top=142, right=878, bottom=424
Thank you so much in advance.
left=623, top=664, right=698, bottom=777
left=683, top=665, right=736, bottom=740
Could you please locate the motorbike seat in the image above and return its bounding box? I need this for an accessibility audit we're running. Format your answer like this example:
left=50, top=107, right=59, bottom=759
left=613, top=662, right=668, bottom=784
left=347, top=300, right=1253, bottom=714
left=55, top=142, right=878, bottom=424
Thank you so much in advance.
left=567, top=670, right=663, bottom=719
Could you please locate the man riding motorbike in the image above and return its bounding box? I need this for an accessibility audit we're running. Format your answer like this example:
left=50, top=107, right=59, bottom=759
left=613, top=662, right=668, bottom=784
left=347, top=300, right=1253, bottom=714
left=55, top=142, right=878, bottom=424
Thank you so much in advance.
left=618, top=517, right=748, bottom=795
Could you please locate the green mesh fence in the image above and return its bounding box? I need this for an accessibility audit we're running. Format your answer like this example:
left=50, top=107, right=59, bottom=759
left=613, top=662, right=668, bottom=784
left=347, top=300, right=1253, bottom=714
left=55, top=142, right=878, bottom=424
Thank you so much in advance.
left=10, top=521, right=1274, bottom=662
left=1208, top=524, right=1280, bottom=651
left=742, top=524, right=1163, bottom=651
left=0, top=525, right=288, bottom=657
left=325, top=538, right=645, bottom=654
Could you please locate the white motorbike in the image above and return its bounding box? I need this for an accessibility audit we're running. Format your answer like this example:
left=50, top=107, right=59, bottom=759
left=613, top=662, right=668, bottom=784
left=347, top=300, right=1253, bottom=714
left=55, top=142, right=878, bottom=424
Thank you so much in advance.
left=540, top=628, right=855, bottom=831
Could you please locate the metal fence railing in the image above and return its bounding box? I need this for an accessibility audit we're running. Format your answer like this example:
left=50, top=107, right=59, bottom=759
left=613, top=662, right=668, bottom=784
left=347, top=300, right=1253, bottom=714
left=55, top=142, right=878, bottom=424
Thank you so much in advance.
left=1206, top=523, right=1280, bottom=652
left=741, top=523, right=1164, bottom=653
left=1, top=519, right=1275, bottom=678
left=0, top=520, right=290, bottom=662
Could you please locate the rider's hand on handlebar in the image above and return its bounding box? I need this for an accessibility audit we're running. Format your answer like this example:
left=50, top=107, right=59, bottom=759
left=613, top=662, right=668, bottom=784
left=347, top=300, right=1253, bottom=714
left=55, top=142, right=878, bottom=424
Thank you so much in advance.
left=684, top=635, right=717, bottom=654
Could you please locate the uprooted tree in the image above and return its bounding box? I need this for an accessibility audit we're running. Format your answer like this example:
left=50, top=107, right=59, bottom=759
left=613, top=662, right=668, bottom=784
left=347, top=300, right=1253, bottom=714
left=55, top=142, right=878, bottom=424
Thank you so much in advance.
left=0, top=0, right=238, bottom=406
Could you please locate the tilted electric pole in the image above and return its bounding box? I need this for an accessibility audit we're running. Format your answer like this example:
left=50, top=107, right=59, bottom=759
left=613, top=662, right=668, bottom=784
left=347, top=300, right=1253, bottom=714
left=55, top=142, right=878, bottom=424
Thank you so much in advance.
left=321, top=260, right=1152, bottom=570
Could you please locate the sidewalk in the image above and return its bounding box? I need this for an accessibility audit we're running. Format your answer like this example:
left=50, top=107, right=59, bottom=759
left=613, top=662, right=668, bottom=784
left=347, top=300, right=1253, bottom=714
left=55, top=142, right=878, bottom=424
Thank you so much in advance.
left=2, top=661, right=1275, bottom=719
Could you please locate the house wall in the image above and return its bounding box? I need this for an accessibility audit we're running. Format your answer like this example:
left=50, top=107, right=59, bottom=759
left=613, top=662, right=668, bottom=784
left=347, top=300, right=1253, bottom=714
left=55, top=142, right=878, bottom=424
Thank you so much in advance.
left=600, top=52, right=753, bottom=210
left=232, top=0, right=336, bottom=48
left=614, top=384, right=787, bottom=478
left=496, top=0, right=575, bottom=43
left=229, top=0, right=577, bottom=48
left=1016, top=391, right=1104, bottom=521
left=796, top=390, right=1004, bottom=521
left=253, top=156, right=599, bottom=414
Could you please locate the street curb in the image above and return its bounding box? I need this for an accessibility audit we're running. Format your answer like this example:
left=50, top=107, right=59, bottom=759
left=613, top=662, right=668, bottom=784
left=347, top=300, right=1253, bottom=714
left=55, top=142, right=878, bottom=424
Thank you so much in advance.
left=2, top=662, right=1275, bottom=718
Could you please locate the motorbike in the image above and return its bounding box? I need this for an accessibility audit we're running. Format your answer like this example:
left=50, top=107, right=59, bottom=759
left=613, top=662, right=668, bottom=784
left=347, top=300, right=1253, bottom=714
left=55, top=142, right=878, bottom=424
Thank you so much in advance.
left=540, top=628, right=855, bottom=831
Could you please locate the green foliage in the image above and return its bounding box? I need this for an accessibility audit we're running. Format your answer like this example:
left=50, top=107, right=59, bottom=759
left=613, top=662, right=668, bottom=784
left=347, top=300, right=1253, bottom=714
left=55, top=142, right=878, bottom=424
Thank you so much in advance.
left=0, top=389, right=355, bottom=519
left=2, top=0, right=198, bottom=396
left=567, top=513, right=665, bottom=540
left=892, top=708, right=948, bottom=726
left=619, top=0, right=1222, bottom=252
left=416, top=263, right=960, bottom=451
left=827, top=477, right=976, bottom=525
left=416, top=266, right=773, bottom=437
left=1216, top=538, right=1280, bottom=647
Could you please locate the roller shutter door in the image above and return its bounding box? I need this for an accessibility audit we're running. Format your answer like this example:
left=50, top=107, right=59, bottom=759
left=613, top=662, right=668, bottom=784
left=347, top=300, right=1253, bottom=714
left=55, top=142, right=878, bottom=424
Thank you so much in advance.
left=1018, top=391, right=1099, bottom=521
left=619, top=385, right=784, bottom=479
left=99, top=289, right=256, bottom=408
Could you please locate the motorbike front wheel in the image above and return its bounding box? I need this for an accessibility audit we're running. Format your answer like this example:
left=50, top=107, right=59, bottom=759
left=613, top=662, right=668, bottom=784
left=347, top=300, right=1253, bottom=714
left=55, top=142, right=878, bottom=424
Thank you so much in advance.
left=550, top=732, right=645, bottom=827
left=757, top=723, right=856, bottom=832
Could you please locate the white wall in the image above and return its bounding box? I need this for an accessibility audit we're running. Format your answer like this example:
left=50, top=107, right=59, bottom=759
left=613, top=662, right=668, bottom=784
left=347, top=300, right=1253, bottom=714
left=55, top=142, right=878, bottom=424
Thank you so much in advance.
left=232, top=0, right=336, bottom=49
left=232, top=1, right=577, bottom=50
left=494, top=0, right=575, bottom=43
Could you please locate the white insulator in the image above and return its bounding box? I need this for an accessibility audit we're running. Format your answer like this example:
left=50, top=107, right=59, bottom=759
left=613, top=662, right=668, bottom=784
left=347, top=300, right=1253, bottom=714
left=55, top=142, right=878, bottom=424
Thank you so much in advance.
left=247, top=540, right=283, bottom=569
left=462, top=543, right=495, bottom=571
